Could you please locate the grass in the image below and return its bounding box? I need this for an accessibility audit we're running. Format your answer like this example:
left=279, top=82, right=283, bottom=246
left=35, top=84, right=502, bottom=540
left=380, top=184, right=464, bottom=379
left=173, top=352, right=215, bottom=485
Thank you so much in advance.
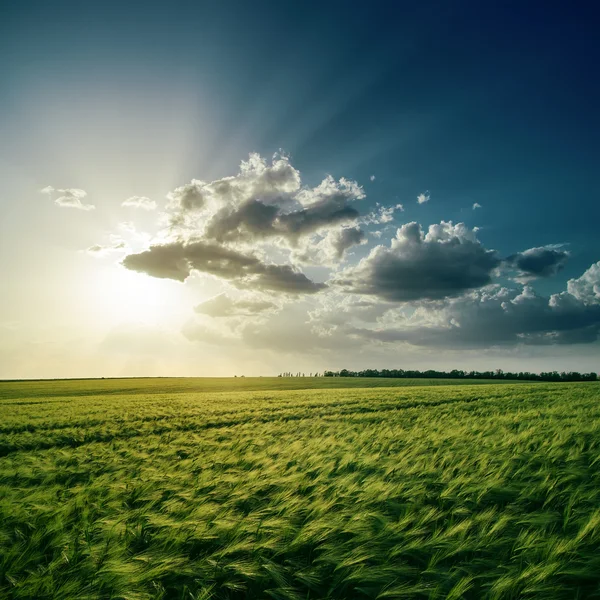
left=1, top=378, right=599, bottom=599
left=0, top=376, right=524, bottom=400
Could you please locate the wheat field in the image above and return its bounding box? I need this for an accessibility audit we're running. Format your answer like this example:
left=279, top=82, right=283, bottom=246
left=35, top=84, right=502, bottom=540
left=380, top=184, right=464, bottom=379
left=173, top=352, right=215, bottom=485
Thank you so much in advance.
left=1, top=379, right=599, bottom=599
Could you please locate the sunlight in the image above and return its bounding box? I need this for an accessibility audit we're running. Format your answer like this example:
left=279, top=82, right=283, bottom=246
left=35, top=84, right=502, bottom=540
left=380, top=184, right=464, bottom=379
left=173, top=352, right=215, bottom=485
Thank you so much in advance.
left=90, top=265, right=184, bottom=326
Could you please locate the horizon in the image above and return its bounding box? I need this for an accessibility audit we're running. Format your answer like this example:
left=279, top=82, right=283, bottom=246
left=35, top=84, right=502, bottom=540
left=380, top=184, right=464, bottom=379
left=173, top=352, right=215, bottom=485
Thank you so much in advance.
left=1, top=1, right=599, bottom=378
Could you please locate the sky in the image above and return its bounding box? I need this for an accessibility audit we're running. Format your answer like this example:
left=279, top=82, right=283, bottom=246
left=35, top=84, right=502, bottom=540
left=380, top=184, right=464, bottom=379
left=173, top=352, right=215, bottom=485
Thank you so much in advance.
left=1, top=0, right=599, bottom=378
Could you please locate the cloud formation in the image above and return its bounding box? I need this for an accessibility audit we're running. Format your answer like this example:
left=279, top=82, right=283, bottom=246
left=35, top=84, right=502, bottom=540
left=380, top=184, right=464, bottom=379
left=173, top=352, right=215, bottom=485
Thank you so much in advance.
left=119, top=153, right=367, bottom=292
left=74, top=150, right=598, bottom=359
left=200, top=174, right=364, bottom=245
left=41, top=186, right=95, bottom=210
left=122, top=196, right=156, bottom=210
left=291, top=226, right=368, bottom=266
left=350, top=277, right=600, bottom=348
left=567, top=261, right=600, bottom=304
left=87, top=237, right=127, bottom=256
left=195, top=294, right=277, bottom=317
left=122, top=240, right=326, bottom=294
left=505, top=245, right=570, bottom=281
left=334, top=221, right=500, bottom=301
left=363, top=203, right=403, bottom=225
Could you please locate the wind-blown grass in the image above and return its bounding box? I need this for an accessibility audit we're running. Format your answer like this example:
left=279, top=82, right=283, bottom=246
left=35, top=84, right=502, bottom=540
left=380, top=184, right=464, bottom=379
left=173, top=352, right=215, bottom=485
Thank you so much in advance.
left=1, top=380, right=599, bottom=599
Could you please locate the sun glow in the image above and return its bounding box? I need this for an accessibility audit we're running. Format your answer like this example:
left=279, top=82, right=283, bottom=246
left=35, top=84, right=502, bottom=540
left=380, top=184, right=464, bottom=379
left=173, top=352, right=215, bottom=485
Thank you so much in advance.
left=88, top=265, right=184, bottom=327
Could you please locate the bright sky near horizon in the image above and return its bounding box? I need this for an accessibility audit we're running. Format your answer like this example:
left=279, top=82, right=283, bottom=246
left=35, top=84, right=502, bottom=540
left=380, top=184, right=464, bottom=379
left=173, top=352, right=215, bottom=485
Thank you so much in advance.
left=1, top=1, right=599, bottom=378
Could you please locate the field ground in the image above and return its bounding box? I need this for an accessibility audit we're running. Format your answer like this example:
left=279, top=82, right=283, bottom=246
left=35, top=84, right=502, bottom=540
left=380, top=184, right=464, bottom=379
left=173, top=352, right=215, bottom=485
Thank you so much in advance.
left=0, top=376, right=526, bottom=401
left=1, top=379, right=599, bottom=599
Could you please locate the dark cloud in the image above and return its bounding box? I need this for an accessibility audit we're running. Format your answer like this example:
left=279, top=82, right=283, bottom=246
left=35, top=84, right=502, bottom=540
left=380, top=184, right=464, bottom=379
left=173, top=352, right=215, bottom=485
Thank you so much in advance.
left=204, top=200, right=280, bottom=242
left=276, top=197, right=359, bottom=240
left=334, top=221, right=500, bottom=301
left=349, top=269, right=600, bottom=348
left=201, top=177, right=364, bottom=245
left=167, top=180, right=209, bottom=212
left=329, top=227, right=367, bottom=260
left=195, top=294, right=277, bottom=317
left=505, top=245, right=569, bottom=281
left=122, top=240, right=326, bottom=294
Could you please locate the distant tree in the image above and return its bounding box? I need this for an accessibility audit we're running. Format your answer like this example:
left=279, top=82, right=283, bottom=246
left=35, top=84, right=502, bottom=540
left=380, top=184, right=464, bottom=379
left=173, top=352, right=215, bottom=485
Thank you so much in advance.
left=318, top=368, right=596, bottom=383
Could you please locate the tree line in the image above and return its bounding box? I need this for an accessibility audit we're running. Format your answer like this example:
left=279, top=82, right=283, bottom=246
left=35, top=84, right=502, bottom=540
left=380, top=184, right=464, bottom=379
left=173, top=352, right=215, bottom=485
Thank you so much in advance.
left=278, top=372, right=323, bottom=377
left=319, top=369, right=598, bottom=382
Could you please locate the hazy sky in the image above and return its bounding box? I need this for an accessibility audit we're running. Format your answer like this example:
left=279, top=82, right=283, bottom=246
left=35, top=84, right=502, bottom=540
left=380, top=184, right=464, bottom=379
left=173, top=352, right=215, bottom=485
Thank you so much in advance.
left=1, top=1, right=599, bottom=378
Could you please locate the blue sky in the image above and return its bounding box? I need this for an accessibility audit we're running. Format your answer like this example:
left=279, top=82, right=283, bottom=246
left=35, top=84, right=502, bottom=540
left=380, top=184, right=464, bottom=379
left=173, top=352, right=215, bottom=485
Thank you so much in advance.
left=1, top=0, right=599, bottom=377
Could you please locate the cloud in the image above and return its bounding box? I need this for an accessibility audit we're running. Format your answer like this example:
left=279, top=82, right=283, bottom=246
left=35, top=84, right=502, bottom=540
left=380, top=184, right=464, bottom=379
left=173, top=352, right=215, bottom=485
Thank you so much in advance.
left=239, top=302, right=366, bottom=354
left=204, top=199, right=280, bottom=243
left=277, top=179, right=362, bottom=239
left=184, top=299, right=368, bottom=357
left=370, top=175, right=376, bottom=181
left=87, top=240, right=127, bottom=256
left=119, top=153, right=370, bottom=293
left=167, top=180, right=210, bottom=213
left=122, top=240, right=326, bottom=294
left=292, top=226, right=368, bottom=266
left=200, top=174, right=364, bottom=246
left=161, top=153, right=364, bottom=246
left=349, top=276, right=600, bottom=348
left=505, top=245, right=570, bottom=281
left=417, top=191, right=430, bottom=204
left=165, top=153, right=302, bottom=228
left=195, top=293, right=278, bottom=317
left=41, top=186, right=95, bottom=210
left=334, top=221, right=500, bottom=301
left=472, top=202, right=481, bottom=210
left=122, top=196, right=156, bottom=210
left=328, top=227, right=368, bottom=260
left=363, top=203, right=403, bottom=225
left=567, top=261, right=600, bottom=304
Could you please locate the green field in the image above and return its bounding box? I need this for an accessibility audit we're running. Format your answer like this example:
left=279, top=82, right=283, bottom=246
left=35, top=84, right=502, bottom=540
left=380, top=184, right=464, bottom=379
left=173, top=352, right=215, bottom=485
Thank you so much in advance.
left=1, top=378, right=599, bottom=599
left=0, top=376, right=525, bottom=401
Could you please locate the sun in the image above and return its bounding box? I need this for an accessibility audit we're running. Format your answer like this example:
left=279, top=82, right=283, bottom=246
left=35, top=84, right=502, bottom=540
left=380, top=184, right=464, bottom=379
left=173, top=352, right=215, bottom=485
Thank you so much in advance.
left=88, top=264, right=184, bottom=327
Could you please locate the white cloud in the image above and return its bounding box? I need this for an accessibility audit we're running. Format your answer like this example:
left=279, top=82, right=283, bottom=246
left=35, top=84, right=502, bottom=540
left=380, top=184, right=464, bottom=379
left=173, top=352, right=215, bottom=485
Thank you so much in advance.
left=363, top=203, right=403, bottom=225
left=567, top=261, right=600, bottom=305
left=122, top=196, right=157, bottom=210
left=122, top=153, right=367, bottom=293
left=472, top=202, right=481, bottom=209
left=41, top=186, right=95, bottom=210
left=417, top=191, right=430, bottom=204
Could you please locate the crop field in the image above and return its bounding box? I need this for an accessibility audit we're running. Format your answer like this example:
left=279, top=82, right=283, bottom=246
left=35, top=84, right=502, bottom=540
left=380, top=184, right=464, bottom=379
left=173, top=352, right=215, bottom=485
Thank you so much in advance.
left=1, top=379, right=599, bottom=599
